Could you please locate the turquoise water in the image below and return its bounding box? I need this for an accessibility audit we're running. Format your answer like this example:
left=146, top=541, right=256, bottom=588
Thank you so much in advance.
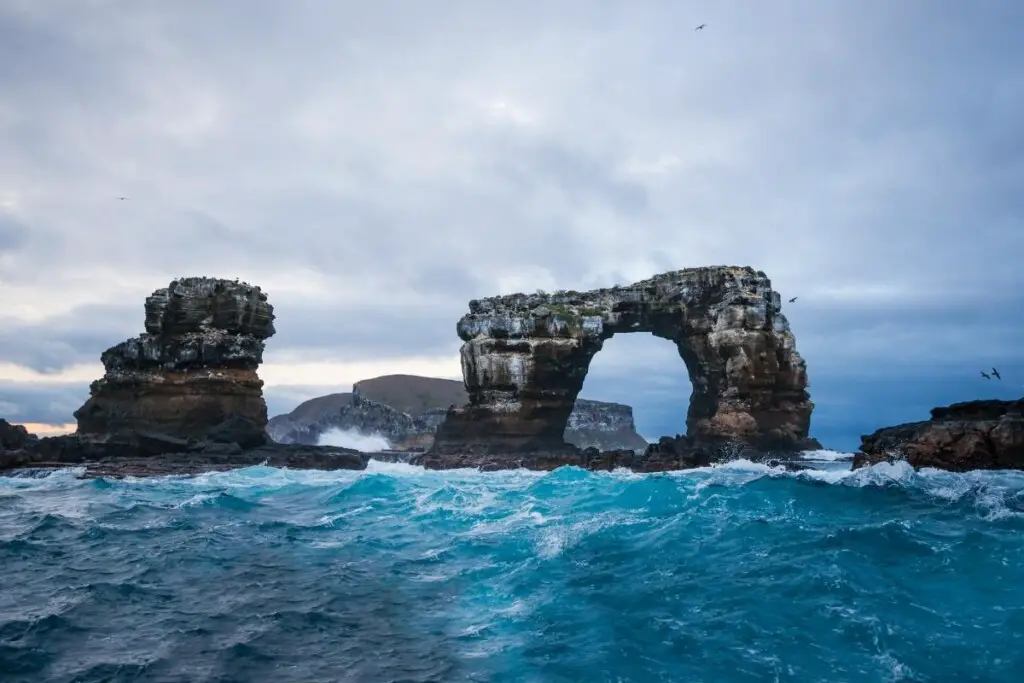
left=2, top=455, right=1023, bottom=682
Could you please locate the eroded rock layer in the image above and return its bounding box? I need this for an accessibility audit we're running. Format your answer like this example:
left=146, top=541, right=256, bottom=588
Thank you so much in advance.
left=853, top=398, right=1024, bottom=471
left=74, top=277, right=276, bottom=440
left=431, top=266, right=815, bottom=465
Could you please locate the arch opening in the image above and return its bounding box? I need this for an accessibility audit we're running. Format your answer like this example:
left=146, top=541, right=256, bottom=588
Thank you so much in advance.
left=566, top=332, right=693, bottom=452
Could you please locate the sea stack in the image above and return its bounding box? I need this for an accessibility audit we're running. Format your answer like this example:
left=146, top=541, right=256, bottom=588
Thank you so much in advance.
left=73, top=277, right=276, bottom=443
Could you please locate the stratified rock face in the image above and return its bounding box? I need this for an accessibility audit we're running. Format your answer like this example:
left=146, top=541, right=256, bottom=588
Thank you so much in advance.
left=74, top=277, right=276, bottom=439
left=853, top=399, right=1024, bottom=471
left=432, top=266, right=814, bottom=459
left=565, top=399, right=649, bottom=452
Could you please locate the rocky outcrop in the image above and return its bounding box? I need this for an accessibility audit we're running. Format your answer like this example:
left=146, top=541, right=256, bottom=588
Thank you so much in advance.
left=73, top=277, right=275, bottom=444
left=1, top=419, right=38, bottom=452
left=1, top=278, right=369, bottom=477
left=0, top=424, right=367, bottom=478
left=430, top=266, right=815, bottom=468
left=267, top=375, right=651, bottom=453
left=852, top=398, right=1024, bottom=471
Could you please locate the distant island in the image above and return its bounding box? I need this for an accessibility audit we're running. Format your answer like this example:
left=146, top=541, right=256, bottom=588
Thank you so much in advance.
left=267, top=374, right=652, bottom=453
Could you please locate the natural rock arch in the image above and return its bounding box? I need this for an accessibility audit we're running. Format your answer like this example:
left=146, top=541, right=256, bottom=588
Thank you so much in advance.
left=432, top=266, right=814, bottom=458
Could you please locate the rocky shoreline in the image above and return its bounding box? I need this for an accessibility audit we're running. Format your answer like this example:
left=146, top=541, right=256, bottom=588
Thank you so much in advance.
left=852, top=398, right=1024, bottom=471
left=6, top=400, right=1023, bottom=478
left=412, top=433, right=821, bottom=473
left=1, top=418, right=818, bottom=479
left=0, top=417, right=369, bottom=478
left=2, top=269, right=1022, bottom=478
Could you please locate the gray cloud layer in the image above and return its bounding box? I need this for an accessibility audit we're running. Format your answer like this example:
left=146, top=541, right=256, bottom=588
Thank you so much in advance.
left=1, top=1, right=1022, bottom=446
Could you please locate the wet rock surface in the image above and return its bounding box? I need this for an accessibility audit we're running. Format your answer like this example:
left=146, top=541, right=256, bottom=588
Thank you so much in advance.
left=413, top=438, right=813, bottom=473
left=0, top=423, right=368, bottom=479
left=853, top=398, right=1024, bottom=471
left=430, top=265, right=816, bottom=469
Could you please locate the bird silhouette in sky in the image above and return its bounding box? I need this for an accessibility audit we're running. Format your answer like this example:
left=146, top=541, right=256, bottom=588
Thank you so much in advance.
left=695, top=24, right=706, bottom=31
left=992, top=367, right=1002, bottom=380
left=981, top=370, right=991, bottom=380
left=788, top=296, right=798, bottom=303
left=116, top=197, right=128, bottom=200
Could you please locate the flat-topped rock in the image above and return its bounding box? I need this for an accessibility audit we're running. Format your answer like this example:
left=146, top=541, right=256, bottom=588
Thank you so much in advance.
left=430, top=266, right=816, bottom=468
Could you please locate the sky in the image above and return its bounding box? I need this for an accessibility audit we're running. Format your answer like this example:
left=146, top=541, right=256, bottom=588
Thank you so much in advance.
left=1, top=0, right=1022, bottom=452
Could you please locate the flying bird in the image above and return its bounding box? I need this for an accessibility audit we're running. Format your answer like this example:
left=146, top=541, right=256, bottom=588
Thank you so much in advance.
left=116, top=197, right=128, bottom=200
left=981, top=371, right=991, bottom=380
left=992, top=367, right=1002, bottom=380
left=695, top=24, right=706, bottom=30
left=788, top=296, right=798, bottom=303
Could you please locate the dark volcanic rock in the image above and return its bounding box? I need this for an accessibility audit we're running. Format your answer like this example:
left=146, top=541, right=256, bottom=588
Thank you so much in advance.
left=853, top=398, right=1024, bottom=471
left=74, top=277, right=276, bottom=440
left=1, top=419, right=38, bottom=451
left=205, top=415, right=270, bottom=449
left=1, top=429, right=368, bottom=478
left=412, top=444, right=639, bottom=472
left=415, top=433, right=816, bottom=473
left=430, top=265, right=816, bottom=469
left=267, top=375, right=650, bottom=453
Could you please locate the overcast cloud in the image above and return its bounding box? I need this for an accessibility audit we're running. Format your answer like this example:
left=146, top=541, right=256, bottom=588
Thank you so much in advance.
left=1, top=0, right=1022, bottom=450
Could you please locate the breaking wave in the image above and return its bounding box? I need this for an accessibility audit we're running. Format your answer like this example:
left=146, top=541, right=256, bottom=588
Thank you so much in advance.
left=316, top=426, right=392, bottom=451
left=2, top=456, right=1023, bottom=681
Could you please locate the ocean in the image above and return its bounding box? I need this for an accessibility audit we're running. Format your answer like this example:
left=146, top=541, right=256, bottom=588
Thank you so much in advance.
left=2, top=453, right=1022, bottom=682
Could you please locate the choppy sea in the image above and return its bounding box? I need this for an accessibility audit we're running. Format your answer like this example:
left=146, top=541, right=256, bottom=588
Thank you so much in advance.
left=2, top=451, right=1023, bottom=682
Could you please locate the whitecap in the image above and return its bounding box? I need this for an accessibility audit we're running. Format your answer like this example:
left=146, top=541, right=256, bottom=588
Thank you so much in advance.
left=800, top=448, right=855, bottom=461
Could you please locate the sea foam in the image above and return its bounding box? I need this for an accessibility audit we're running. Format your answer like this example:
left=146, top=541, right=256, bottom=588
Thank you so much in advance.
left=2, top=458, right=1023, bottom=681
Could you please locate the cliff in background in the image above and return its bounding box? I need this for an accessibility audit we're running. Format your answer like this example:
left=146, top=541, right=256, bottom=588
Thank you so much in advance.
left=267, top=374, right=650, bottom=453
